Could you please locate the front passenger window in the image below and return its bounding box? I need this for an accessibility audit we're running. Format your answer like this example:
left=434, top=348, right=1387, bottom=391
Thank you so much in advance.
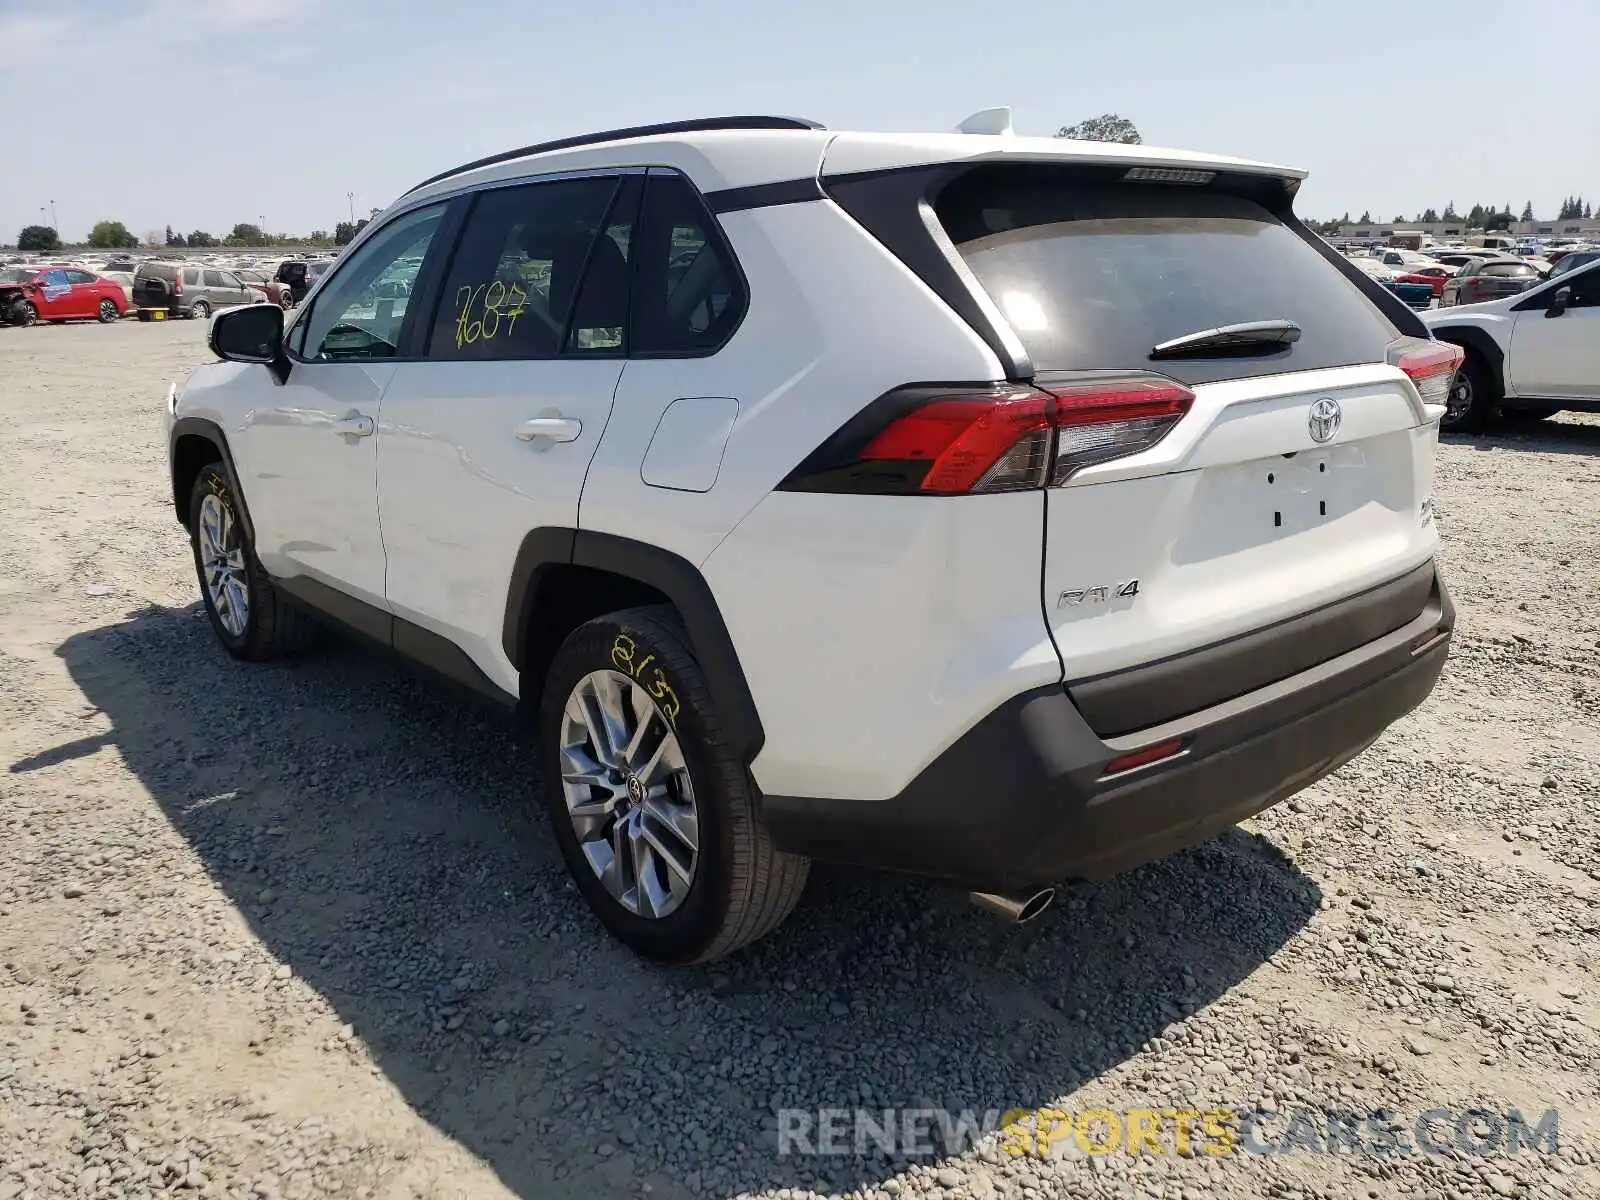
left=296, top=204, right=444, bottom=361
left=1565, top=265, right=1600, bottom=307
left=426, top=176, right=628, bottom=361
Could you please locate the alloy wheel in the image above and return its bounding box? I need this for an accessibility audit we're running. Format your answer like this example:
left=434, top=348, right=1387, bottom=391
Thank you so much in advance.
left=99, top=300, right=117, bottom=322
left=558, top=669, right=699, bottom=918
left=197, top=492, right=249, bottom=637
left=1445, top=373, right=1473, bottom=427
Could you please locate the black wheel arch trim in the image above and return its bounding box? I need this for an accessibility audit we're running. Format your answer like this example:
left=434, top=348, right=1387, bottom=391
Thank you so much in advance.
left=1427, top=324, right=1505, bottom=382
left=502, top=528, right=765, bottom=762
left=169, top=416, right=255, bottom=544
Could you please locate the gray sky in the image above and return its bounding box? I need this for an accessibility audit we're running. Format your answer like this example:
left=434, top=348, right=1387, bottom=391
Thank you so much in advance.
left=3, top=0, right=1595, bottom=242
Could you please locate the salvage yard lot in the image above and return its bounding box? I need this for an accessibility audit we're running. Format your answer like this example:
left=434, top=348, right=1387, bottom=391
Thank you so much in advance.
left=1, top=320, right=1597, bottom=1200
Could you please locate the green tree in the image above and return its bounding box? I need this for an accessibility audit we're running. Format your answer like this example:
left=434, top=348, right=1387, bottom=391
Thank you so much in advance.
left=1358, top=210, right=1371, bottom=224
left=1442, top=201, right=1459, bottom=221
left=334, top=218, right=370, bottom=246
left=187, top=230, right=218, bottom=248
left=18, top=224, right=61, bottom=252
left=1420, top=207, right=1440, bottom=223
left=227, top=222, right=266, bottom=247
left=165, top=225, right=186, bottom=247
left=1485, top=210, right=1513, bottom=232
left=1055, top=113, right=1142, bottom=144
left=1586, top=201, right=1594, bottom=220
left=88, top=220, right=139, bottom=249
left=1520, top=201, right=1534, bottom=222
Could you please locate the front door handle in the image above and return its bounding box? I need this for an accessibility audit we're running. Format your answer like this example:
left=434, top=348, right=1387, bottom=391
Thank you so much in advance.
left=332, top=414, right=375, bottom=438
left=515, top=417, right=583, bottom=443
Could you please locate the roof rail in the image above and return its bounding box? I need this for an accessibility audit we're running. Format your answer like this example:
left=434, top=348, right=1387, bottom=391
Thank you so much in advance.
left=401, top=115, right=826, bottom=198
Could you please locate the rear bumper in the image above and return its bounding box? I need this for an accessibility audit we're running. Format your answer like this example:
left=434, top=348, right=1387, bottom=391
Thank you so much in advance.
left=761, top=563, right=1452, bottom=891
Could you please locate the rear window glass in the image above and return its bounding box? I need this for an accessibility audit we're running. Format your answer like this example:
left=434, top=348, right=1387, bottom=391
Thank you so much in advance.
left=937, top=169, right=1399, bottom=384
left=1482, top=262, right=1534, bottom=277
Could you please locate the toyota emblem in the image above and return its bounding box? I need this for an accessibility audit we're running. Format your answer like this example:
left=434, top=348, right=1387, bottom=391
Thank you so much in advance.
left=1308, top=398, right=1342, bottom=443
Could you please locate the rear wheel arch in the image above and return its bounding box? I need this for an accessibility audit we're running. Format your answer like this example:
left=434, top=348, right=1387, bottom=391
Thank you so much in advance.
left=504, top=529, right=765, bottom=762
left=170, top=418, right=254, bottom=543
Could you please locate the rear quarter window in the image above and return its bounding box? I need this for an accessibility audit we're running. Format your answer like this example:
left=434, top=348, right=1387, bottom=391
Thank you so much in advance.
left=937, top=169, right=1401, bottom=385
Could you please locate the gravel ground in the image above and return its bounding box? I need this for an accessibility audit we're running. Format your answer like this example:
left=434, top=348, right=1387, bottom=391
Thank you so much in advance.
left=1, top=320, right=1597, bottom=1200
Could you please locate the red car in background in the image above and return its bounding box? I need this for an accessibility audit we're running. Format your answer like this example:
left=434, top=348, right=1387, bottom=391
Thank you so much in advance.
left=1394, top=265, right=1452, bottom=298
left=1, top=266, right=128, bottom=325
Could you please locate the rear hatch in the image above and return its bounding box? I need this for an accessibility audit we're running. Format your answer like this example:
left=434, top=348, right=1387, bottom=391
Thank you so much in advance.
left=133, top=264, right=177, bottom=307
left=1459, top=260, right=1539, bottom=302
left=935, top=165, right=1447, bottom=735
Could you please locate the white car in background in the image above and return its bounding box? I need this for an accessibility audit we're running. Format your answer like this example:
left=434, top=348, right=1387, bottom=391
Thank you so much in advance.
left=1423, top=258, right=1600, bottom=431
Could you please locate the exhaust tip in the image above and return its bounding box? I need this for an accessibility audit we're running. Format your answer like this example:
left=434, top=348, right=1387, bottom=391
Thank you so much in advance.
left=971, top=887, right=1056, bottom=924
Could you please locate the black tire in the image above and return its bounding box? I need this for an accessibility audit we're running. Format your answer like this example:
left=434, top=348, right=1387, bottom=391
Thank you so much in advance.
left=97, top=299, right=119, bottom=323
left=539, top=606, right=809, bottom=963
left=1501, top=405, right=1560, bottom=422
left=190, top=300, right=211, bottom=320
left=188, top=463, right=317, bottom=661
left=9, top=301, right=37, bottom=326
left=1441, top=349, right=1497, bottom=433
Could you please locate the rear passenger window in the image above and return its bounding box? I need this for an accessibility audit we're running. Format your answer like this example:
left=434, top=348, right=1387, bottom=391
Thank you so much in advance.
left=183, top=268, right=201, bottom=286
left=427, top=176, right=629, bottom=361
left=630, top=173, right=746, bottom=356
left=203, top=270, right=226, bottom=287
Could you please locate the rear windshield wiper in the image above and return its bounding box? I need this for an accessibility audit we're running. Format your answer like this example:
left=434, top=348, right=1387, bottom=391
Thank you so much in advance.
left=1149, top=319, right=1302, bottom=359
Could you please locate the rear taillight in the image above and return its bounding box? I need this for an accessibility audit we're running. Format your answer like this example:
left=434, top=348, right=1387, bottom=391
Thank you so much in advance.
left=779, top=373, right=1194, bottom=496
left=1389, top=338, right=1464, bottom=409
left=172, top=276, right=183, bottom=295
left=1044, top=375, right=1193, bottom=484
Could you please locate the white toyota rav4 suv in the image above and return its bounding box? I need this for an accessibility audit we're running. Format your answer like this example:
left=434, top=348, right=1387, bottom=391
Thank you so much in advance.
left=165, top=115, right=1458, bottom=962
left=1421, top=256, right=1600, bottom=432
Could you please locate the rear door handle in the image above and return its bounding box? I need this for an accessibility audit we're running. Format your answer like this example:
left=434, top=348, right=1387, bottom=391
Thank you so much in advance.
left=515, top=417, right=583, bottom=443
left=332, top=414, right=374, bottom=437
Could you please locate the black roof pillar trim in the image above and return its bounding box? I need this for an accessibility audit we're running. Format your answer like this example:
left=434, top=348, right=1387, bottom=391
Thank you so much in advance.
left=703, top=178, right=826, bottom=213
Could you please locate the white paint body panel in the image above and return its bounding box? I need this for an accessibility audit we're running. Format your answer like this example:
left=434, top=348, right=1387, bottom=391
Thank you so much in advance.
left=185, top=360, right=394, bottom=608
left=1508, top=305, right=1600, bottom=399
left=376, top=359, right=625, bottom=697
left=578, top=201, right=1002, bottom=568
left=641, top=397, right=740, bottom=493
left=1045, top=366, right=1437, bottom=681
left=703, top=491, right=1062, bottom=801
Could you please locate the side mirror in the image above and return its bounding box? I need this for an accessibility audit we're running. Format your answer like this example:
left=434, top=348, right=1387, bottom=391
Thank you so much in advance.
left=1547, top=286, right=1572, bottom=318
left=209, top=303, right=288, bottom=382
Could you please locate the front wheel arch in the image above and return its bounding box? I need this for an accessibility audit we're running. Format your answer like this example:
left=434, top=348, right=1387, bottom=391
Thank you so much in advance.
left=169, top=418, right=255, bottom=545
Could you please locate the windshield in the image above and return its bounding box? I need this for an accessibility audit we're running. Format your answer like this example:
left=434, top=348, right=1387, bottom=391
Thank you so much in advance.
left=939, top=168, right=1397, bottom=385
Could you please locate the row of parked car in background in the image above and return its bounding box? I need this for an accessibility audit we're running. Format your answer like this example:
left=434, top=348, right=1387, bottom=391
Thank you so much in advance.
left=0, top=251, right=340, bottom=326
left=1336, top=237, right=1599, bottom=311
